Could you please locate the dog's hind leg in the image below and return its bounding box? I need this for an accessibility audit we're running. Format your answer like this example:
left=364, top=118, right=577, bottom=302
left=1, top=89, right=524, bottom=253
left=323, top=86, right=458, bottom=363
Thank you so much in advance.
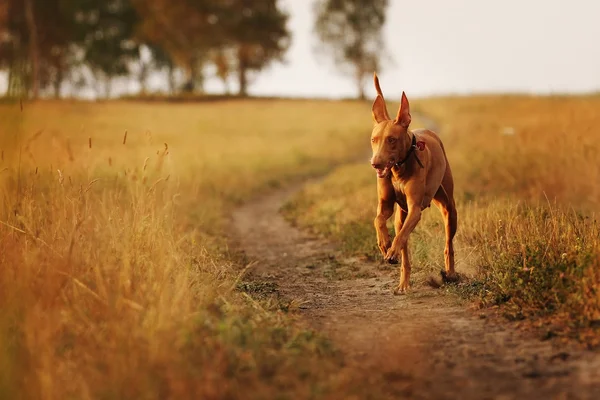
left=375, top=178, right=396, bottom=257
left=432, top=159, right=458, bottom=281
left=433, top=183, right=458, bottom=281
left=444, top=200, right=458, bottom=280
left=394, top=206, right=411, bottom=294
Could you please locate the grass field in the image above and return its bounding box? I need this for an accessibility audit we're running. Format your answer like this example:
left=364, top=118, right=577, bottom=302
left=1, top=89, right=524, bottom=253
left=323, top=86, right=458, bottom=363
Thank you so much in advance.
left=284, top=96, right=600, bottom=345
left=2, top=96, right=600, bottom=399
left=0, top=99, right=377, bottom=399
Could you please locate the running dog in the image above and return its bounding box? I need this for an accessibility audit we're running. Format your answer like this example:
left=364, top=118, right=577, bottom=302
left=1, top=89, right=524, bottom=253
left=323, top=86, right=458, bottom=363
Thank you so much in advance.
left=370, top=74, right=457, bottom=294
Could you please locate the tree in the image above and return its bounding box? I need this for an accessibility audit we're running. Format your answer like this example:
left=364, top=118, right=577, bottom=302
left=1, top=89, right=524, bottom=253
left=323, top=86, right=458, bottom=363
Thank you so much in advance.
left=221, top=0, right=290, bottom=96
left=211, top=47, right=233, bottom=94
left=72, top=0, right=141, bottom=98
left=132, top=0, right=223, bottom=93
left=0, top=0, right=77, bottom=98
left=133, top=0, right=290, bottom=96
left=314, top=0, right=389, bottom=100
left=0, top=0, right=28, bottom=97
left=0, top=0, right=291, bottom=98
left=23, top=0, right=39, bottom=98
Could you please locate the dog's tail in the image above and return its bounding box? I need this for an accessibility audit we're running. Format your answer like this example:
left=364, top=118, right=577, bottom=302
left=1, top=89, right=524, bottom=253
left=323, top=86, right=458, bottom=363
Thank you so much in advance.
left=373, top=73, right=390, bottom=119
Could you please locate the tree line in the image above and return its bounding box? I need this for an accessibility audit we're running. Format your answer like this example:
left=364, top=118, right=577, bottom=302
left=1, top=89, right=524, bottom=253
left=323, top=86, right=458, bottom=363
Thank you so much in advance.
left=0, top=0, right=388, bottom=99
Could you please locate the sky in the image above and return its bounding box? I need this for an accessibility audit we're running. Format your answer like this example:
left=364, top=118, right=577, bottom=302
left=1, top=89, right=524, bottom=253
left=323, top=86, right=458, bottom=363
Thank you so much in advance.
left=3, top=0, right=600, bottom=99
left=242, top=0, right=600, bottom=99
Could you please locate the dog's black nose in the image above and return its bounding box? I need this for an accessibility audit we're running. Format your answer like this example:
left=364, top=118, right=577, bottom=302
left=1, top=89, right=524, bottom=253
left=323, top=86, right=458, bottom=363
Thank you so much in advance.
left=371, top=162, right=384, bottom=169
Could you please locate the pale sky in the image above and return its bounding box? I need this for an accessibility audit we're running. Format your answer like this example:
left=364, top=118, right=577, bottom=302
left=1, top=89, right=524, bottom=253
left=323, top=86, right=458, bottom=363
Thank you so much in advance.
left=3, top=0, right=599, bottom=99
left=241, top=0, right=600, bottom=99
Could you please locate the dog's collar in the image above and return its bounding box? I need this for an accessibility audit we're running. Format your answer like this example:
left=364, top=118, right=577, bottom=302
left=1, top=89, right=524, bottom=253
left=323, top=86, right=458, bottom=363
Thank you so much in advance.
left=395, top=134, right=424, bottom=168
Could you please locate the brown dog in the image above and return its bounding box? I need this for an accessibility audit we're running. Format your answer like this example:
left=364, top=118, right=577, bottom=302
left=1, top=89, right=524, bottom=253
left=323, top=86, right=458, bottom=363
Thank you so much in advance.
left=370, top=73, right=457, bottom=294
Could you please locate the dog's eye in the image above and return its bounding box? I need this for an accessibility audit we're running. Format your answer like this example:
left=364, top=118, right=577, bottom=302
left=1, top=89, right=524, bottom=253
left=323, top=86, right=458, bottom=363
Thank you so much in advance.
left=387, top=137, right=397, bottom=144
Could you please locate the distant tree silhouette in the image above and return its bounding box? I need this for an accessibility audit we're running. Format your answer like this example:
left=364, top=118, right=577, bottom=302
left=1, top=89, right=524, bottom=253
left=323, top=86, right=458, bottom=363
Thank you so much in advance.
left=221, top=0, right=290, bottom=96
left=133, top=0, right=290, bottom=96
left=72, top=0, right=140, bottom=98
left=314, top=0, right=389, bottom=100
left=132, top=0, right=220, bottom=93
left=0, top=0, right=77, bottom=98
left=0, top=0, right=292, bottom=98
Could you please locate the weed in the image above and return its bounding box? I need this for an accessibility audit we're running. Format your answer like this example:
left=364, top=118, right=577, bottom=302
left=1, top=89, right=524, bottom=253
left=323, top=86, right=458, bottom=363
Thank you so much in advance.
left=237, top=281, right=279, bottom=299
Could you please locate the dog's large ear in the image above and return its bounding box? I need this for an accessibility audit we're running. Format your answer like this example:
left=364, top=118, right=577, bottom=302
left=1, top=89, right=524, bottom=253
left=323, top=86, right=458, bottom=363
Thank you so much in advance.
left=372, top=73, right=389, bottom=123
left=372, top=95, right=388, bottom=124
left=394, top=91, right=411, bottom=128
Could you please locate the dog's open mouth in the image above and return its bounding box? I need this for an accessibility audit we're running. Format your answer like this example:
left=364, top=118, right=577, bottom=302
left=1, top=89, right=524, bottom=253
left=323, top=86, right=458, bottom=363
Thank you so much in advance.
left=376, top=167, right=390, bottom=178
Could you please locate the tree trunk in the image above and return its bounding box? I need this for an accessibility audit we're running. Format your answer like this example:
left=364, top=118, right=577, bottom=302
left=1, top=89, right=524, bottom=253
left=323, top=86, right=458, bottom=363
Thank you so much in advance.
left=139, top=61, right=148, bottom=96
left=100, top=75, right=112, bottom=99
left=192, top=58, right=204, bottom=93
left=184, top=55, right=204, bottom=93
left=24, top=0, right=40, bottom=99
left=183, top=60, right=195, bottom=93
left=358, top=82, right=366, bottom=100
left=54, top=63, right=63, bottom=99
left=167, top=64, right=176, bottom=94
left=106, top=78, right=112, bottom=99
left=238, top=66, right=248, bottom=97
left=6, top=64, right=12, bottom=97
left=356, top=67, right=366, bottom=100
left=222, top=78, right=230, bottom=95
left=215, top=49, right=231, bottom=95
left=8, top=59, right=27, bottom=98
left=237, top=47, right=248, bottom=97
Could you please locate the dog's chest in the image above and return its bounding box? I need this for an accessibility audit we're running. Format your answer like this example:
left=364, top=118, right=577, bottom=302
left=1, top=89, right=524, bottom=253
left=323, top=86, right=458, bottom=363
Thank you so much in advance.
left=392, top=178, right=406, bottom=194
left=392, top=179, right=408, bottom=210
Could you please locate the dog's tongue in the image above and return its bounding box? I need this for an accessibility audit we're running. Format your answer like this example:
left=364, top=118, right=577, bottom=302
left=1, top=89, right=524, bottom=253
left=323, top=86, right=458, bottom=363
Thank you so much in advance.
left=376, top=168, right=388, bottom=178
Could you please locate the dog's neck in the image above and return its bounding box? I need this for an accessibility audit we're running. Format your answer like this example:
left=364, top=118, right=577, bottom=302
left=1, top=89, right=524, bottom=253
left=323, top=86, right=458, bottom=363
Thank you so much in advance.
left=392, top=130, right=416, bottom=172
left=391, top=129, right=425, bottom=179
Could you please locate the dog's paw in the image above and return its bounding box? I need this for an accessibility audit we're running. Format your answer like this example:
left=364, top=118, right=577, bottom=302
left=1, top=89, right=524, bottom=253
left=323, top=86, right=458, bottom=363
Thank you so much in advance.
left=440, top=270, right=460, bottom=284
left=384, top=248, right=400, bottom=264
left=393, top=283, right=410, bottom=295
left=378, top=239, right=392, bottom=257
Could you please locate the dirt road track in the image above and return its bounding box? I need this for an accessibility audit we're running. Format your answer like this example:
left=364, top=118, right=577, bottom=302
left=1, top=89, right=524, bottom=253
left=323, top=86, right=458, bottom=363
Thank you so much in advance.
left=233, top=184, right=600, bottom=399
left=232, top=110, right=599, bottom=399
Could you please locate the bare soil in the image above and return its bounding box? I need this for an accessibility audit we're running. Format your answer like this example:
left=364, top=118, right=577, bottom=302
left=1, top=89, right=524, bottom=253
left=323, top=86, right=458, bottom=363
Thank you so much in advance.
left=233, top=184, right=600, bottom=400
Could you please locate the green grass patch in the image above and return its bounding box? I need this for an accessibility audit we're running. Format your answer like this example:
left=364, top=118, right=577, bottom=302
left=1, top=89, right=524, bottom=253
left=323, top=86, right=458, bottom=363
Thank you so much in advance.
left=461, top=201, right=600, bottom=334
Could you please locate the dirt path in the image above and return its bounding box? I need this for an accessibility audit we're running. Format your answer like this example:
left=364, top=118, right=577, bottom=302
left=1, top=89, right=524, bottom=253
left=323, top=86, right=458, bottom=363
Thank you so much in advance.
left=233, top=186, right=600, bottom=399
left=232, top=120, right=600, bottom=399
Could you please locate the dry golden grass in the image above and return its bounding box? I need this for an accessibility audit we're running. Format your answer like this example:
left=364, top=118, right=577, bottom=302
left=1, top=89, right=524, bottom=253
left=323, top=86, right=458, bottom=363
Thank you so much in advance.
left=284, top=96, right=600, bottom=344
left=415, top=95, right=600, bottom=208
left=0, top=99, right=378, bottom=399
left=3, top=95, right=600, bottom=398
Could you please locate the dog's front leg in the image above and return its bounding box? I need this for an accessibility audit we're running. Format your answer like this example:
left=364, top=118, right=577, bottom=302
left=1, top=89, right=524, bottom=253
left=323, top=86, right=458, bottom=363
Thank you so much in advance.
left=386, top=198, right=423, bottom=293
left=374, top=199, right=394, bottom=257
left=393, top=208, right=412, bottom=295
left=385, top=205, right=421, bottom=264
left=374, top=178, right=395, bottom=257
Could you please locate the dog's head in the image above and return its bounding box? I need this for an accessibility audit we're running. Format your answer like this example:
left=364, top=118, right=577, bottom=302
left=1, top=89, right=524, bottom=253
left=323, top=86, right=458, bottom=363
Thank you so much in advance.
left=370, top=73, right=412, bottom=178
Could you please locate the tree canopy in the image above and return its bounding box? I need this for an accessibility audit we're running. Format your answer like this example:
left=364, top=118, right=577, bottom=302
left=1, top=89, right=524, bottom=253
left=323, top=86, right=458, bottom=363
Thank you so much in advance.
left=314, top=0, right=389, bottom=99
left=1, top=0, right=387, bottom=99
left=0, top=0, right=291, bottom=98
